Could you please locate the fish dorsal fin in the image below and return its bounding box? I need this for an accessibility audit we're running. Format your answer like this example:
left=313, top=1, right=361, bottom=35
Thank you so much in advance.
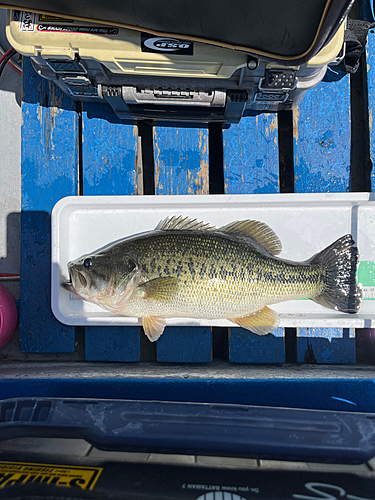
left=155, top=215, right=217, bottom=232
left=219, top=220, right=282, bottom=256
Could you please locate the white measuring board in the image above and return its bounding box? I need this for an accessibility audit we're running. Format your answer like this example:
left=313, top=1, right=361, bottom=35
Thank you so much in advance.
left=51, top=193, right=375, bottom=328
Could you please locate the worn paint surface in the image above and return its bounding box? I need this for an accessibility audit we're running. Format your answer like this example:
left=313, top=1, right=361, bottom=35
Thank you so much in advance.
left=366, top=24, right=375, bottom=190
left=229, top=327, right=285, bottom=364
left=82, top=103, right=140, bottom=361
left=223, top=114, right=284, bottom=363
left=157, top=327, right=212, bottom=363
left=153, top=126, right=212, bottom=362
left=154, top=128, right=209, bottom=195
left=297, top=328, right=356, bottom=364
left=20, top=58, right=77, bottom=352
left=1, top=376, right=375, bottom=411
left=82, top=104, right=138, bottom=195
left=85, top=326, right=141, bottom=362
left=294, top=76, right=355, bottom=363
left=223, top=114, right=279, bottom=194
left=293, top=77, right=351, bottom=193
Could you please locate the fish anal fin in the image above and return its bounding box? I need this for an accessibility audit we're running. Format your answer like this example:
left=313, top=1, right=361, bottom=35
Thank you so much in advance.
left=142, top=316, right=166, bottom=342
left=219, top=220, right=282, bottom=256
left=230, top=306, right=280, bottom=335
left=155, top=215, right=216, bottom=232
left=139, top=276, right=178, bottom=302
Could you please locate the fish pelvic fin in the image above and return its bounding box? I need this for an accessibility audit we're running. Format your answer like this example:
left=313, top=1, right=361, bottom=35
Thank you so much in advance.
left=142, top=316, right=167, bottom=342
left=219, top=220, right=282, bottom=256
left=308, top=234, right=362, bottom=314
left=138, top=276, right=178, bottom=302
left=230, top=306, right=280, bottom=335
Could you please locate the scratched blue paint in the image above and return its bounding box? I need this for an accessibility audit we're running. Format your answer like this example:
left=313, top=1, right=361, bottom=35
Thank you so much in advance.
left=223, top=114, right=279, bottom=194
left=154, top=127, right=208, bottom=195
left=297, top=328, right=355, bottom=364
left=20, top=58, right=77, bottom=352
left=1, top=378, right=375, bottom=412
left=316, top=130, right=334, bottom=150
left=366, top=23, right=375, bottom=191
left=331, top=397, right=357, bottom=406
left=82, top=102, right=140, bottom=361
left=294, top=76, right=351, bottom=193
left=223, top=115, right=284, bottom=363
left=82, top=103, right=137, bottom=195
left=294, top=74, right=353, bottom=363
left=153, top=126, right=212, bottom=362
left=85, top=326, right=140, bottom=362
left=229, top=327, right=285, bottom=364
left=157, top=327, right=212, bottom=363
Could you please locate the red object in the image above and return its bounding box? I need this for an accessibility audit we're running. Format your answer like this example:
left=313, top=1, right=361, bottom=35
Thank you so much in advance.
left=0, top=283, right=18, bottom=348
left=0, top=48, right=22, bottom=75
left=0, top=48, right=14, bottom=64
left=8, top=62, right=22, bottom=75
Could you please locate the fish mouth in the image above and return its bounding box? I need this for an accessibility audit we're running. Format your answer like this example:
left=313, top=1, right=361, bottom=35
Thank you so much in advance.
left=62, top=269, right=91, bottom=295
left=63, top=281, right=75, bottom=293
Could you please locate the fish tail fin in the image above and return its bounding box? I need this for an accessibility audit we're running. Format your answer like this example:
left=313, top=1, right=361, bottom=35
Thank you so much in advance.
left=309, top=234, right=362, bottom=314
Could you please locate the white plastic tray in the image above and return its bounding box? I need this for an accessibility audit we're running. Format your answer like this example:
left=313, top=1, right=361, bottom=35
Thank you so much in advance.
left=51, top=193, right=375, bottom=328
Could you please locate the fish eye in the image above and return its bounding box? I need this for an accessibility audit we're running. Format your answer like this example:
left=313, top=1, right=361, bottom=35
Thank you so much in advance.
left=83, top=257, right=93, bottom=269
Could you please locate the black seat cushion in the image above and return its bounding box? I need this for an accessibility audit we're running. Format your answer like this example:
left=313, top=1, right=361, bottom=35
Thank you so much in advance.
left=0, top=0, right=352, bottom=63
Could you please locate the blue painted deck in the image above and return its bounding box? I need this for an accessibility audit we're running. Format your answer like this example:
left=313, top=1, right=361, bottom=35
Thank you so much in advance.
left=21, top=59, right=77, bottom=353
left=153, top=127, right=212, bottom=363
left=1, top=376, right=375, bottom=413
left=81, top=103, right=141, bottom=362
left=293, top=75, right=356, bottom=364
left=17, top=8, right=374, bottom=370
left=365, top=6, right=375, bottom=190
left=223, top=115, right=285, bottom=363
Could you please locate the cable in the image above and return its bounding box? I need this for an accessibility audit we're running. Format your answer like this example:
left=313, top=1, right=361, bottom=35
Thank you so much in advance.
left=0, top=48, right=15, bottom=71
left=0, top=43, right=22, bottom=74
left=0, top=274, right=20, bottom=281
left=0, top=48, right=22, bottom=78
left=0, top=47, right=14, bottom=62
left=0, top=54, right=21, bottom=74
left=7, top=61, right=22, bottom=75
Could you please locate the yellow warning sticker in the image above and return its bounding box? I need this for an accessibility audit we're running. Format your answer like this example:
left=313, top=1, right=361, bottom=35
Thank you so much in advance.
left=0, top=461, right=102, bottom=490
left=39, top=14, right=74, bottom=22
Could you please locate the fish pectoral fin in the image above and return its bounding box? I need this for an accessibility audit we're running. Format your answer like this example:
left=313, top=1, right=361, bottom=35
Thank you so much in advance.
left=139, top=277, right=178, bottom=302
left=230, top=306, right=280, bottom=335
left=219, top=220, right=282, bottom=256
left=142, top=316, right=167, bottom=342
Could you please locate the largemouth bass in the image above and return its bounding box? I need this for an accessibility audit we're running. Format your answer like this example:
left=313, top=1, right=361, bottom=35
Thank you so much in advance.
left=63, top=216, right=362, bottom=341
